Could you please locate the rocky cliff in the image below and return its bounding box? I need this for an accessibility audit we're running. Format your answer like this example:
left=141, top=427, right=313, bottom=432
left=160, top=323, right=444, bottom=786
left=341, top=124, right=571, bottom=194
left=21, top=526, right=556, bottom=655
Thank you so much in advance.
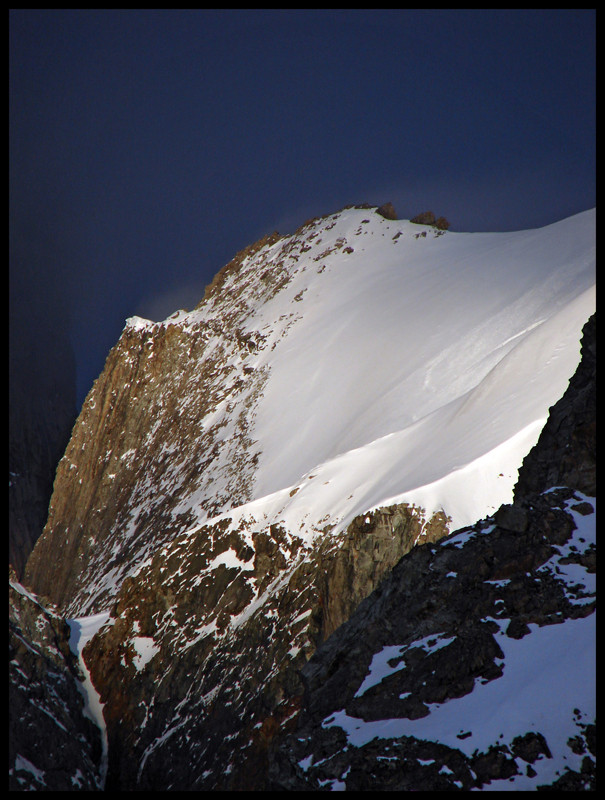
left=23, top=230, right=285, bottom=614
left=17, top=206, right=595, bottom=790
left=82, top=500, right=449, bottom=790
left=9, top=570, right=103, bottom=790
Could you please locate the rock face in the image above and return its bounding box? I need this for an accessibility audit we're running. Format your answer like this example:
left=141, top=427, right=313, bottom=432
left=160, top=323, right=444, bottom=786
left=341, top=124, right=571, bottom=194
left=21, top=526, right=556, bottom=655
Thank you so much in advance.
left=9, top=571, right=103, bottom=791
left=24, top=231, right=286, bottom=615
left=266, top=314, right=596, bottom=791
left=82, top=501, right=449, bottom=790
left=514, top=314, right=596, bottom=499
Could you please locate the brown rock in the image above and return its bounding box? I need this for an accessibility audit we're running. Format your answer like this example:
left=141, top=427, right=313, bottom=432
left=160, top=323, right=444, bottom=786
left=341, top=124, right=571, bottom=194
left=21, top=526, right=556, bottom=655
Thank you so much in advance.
left=410, top=211, right=436, bottom=225
left=376, top=202, right=398, bottom=220
left=409, top=211, right=450, bottom=230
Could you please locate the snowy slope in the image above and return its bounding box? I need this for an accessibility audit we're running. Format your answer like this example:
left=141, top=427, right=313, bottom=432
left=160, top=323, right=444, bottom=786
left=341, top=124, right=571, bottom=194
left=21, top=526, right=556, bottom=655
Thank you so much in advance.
left=163, top=206, right=595, bottom=543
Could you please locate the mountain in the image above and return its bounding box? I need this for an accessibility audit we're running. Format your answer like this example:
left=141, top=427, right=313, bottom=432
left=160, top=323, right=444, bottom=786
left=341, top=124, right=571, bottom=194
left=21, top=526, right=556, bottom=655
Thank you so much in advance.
left=17, top=204, right=595, bottom=790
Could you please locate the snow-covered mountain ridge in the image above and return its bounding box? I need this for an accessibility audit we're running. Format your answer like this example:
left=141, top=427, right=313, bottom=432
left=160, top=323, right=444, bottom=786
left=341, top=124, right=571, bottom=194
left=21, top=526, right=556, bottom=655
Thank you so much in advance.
left=25, top=204, right=595, bottom=617
left=17, top=203, right=595, bottom=790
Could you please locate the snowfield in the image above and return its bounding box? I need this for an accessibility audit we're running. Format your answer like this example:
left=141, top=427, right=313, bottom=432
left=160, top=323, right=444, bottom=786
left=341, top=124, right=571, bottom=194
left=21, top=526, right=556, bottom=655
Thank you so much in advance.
left=168, top=206, right=594, bottom=543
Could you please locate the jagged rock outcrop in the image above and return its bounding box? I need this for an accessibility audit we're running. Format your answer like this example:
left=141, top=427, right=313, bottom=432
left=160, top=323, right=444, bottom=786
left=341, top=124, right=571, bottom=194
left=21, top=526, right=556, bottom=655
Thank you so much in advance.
left=9, top=570, right=103, bottom=790
left=81, top=501, right=449, bottom=790
left=514, top=313, right=595, bottom=499
left=410, top=210, right=450, bottom=230
left=266, top=314, right=596, bottom=791
left=376, top=202, right=398, bottom=220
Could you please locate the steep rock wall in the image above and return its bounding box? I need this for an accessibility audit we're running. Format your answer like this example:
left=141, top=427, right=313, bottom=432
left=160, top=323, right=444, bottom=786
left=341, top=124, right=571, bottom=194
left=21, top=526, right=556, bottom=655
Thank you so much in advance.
left=23, top=232, right=288, bottom=615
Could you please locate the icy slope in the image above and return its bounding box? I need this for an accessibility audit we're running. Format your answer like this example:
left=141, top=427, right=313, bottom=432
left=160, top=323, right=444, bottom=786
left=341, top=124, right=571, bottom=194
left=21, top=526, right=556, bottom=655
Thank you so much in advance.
left=182, top=206, right=595, bottom=537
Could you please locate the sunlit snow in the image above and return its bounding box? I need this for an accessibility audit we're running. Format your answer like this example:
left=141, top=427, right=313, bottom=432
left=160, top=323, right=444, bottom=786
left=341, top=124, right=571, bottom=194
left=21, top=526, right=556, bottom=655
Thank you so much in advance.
left=177, top=207, right=595, bottom=542
left=131, top=636, right=161, bottom=670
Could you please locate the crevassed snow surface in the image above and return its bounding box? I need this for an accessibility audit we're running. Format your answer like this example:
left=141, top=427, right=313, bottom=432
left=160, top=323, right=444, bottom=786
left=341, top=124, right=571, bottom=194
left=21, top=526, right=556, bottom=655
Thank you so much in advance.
left=177, top=207, right=594, bottom=539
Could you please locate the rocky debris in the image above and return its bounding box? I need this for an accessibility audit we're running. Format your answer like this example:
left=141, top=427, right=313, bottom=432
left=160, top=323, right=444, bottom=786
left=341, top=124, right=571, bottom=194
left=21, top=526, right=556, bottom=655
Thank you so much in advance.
left=376, top=202, right=398, bottom=220
left=9, top=569, right=103, bottom=791
left=410, top=210, right=450, bottom=230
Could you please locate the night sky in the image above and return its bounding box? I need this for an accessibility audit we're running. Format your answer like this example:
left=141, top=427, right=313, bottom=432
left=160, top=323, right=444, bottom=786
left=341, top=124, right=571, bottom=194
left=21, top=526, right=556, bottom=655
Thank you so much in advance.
left=10, top=9, right=595, bottom=407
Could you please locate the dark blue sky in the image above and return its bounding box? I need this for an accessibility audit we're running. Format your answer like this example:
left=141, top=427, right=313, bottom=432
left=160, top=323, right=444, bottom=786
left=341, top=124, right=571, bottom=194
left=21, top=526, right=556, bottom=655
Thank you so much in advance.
left=10, top=9, right=595, bottom=407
